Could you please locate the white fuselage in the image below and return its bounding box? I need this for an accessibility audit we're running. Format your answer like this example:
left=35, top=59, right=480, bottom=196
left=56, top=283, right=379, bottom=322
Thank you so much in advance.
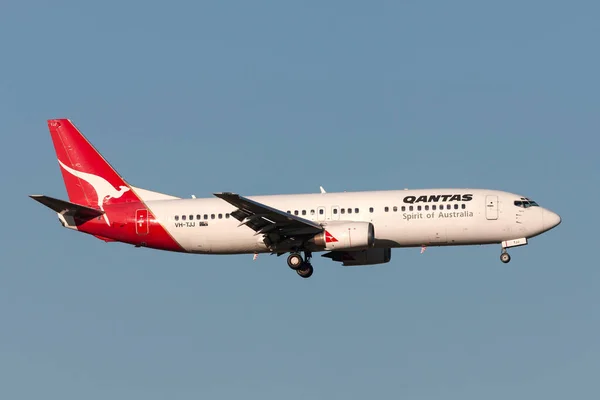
left=145, top=189, right=559, bottom=254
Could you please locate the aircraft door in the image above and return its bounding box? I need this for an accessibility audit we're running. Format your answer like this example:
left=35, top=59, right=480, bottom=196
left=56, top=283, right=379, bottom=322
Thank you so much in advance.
left=135, top=209, right=149, bottom=235
left=485, top=195, right=499, bottom=220
left=317, top=206, right=326, bottom=221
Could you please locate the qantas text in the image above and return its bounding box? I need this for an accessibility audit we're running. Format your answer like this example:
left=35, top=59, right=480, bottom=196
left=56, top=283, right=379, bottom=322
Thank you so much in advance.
left=403, top=194, right=473, bottom=204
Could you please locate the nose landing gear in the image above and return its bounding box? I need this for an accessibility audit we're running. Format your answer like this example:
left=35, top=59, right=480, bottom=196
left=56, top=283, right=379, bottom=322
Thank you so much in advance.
left=287, top=251, right=314, bottom=278
left=499, top=237, right=527, bottom=263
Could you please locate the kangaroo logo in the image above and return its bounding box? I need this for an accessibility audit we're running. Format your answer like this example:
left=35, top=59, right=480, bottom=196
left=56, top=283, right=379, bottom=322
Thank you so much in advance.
left=58, top=160, right=130, bottom=225
left=324, top=230, right=338, bottom=243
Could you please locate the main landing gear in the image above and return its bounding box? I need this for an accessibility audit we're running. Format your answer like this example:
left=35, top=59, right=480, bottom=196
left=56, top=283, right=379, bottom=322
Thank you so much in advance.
left=287, top=251, right=313, bottom=278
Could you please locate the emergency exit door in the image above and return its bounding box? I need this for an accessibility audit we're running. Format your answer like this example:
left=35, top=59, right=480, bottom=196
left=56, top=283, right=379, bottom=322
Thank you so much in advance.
left=317, top=206, right=326, bottom=221
left=331, top=205, right=340, bottom=220
left=485, top=195, right=499, bottom=220
left=136, top=209, right=149, bottom=235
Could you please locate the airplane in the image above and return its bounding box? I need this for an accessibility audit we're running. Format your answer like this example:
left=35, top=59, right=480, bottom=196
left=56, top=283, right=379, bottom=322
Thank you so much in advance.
left=31, top=119, right=562, bottom=279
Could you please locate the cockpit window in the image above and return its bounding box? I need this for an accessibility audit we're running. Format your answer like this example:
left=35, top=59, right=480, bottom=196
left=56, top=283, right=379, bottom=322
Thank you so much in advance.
left=515, top=197, right=540, bottom=208
left=526, top=198, right=539, bottom=206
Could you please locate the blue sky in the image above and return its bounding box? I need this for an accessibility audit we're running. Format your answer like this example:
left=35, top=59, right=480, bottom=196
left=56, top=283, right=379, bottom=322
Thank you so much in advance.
left=1, top=1, right=598, bottom=399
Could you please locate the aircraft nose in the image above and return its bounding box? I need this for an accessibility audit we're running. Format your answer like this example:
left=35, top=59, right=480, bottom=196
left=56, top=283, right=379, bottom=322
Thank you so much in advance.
left=543, top=209, right=562, bottom=230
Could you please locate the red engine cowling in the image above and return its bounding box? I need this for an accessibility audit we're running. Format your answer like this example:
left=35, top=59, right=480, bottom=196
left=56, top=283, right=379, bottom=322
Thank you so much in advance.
left=323, top=248, right=392, bottom=266
left=310, top=222, right=375, bottom=251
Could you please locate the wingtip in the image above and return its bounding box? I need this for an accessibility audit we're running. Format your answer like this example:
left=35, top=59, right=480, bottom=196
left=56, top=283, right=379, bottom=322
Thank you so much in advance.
left=29, top=194, right=50, bottom=206
left=213, top=191, right=237, bottom=197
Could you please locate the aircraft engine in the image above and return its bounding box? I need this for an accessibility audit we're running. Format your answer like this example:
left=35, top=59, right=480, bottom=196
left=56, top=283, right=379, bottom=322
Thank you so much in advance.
left=310, top=222, right=375, bottom=251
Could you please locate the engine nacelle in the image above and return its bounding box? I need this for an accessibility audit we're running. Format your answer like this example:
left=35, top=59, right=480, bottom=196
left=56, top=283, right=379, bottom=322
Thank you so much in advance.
left=310, top=222, right=375, bottom=251
left=323, top=248, right=392, bottom=266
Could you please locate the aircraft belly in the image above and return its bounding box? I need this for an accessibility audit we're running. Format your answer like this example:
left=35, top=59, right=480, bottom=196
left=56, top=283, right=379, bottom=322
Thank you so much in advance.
left=174, top=225, right=265, bottom=254
left=206, top=232, right=267, bottom=254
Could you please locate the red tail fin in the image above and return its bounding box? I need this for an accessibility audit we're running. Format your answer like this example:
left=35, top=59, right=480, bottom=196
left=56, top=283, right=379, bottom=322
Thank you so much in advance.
left=48, top=119, right=140, bottom=209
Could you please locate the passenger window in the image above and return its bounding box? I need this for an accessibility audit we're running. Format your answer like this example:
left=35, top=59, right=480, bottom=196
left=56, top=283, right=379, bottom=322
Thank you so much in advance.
left=204, top=214, right=208, bottom=220
left=454, top=204, right=458, bottom=210
left=189, top=215, right=193, bottom=220
left=218, top=214, right=223, bottom=219
left=196, top=214, right=201, bottom=220
left=341, top=208, right=345, bottom=214
left=294, top=210, right=298, bottom=215
left=417, top=206, right=422, bottom=211
left=369, top=207, right=374, bottom=213
left=385, top=206, right=389, bottom=212
left=393, top=206, right=398, bottom=212
left=319, top=209, right=324, bottom=215
left=211, top=214, right=215, bottom=219
left=355, top=208, right=359, bottom=213
left=461, top=204, right=466, bottom=209
left=409, top=206, right=414, bottom=211
left=447, top=204, right=451, bottom=210
left=226, top=213, right=230, bottom=218
left=310, top=210, right=315, bottom=215
left=182, top=215, right=187, bottom=221
left=302, top=210, right=306, bottom=216
left=402, top=206, right=406, bottom=212
left=348, top=208, right=352, bottom=214
left=425, top=205, right=429, bottom=211
left=432, top=205, right=436, bottom=211
left=175, top=215, right=179, bottom=221
left=333, top=208, right=338, bottom=214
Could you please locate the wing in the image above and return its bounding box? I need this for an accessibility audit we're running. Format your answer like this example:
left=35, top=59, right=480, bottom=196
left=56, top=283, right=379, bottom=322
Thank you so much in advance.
left=213, top=192, right=323, bottom=251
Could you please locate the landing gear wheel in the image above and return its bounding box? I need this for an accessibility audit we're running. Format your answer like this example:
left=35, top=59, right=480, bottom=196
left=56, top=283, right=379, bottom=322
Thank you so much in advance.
left=296, top=263, right=314, bottom=278
left=500, top=252, right=511, bottom=263
left=287, top=253, right=303, bottom=270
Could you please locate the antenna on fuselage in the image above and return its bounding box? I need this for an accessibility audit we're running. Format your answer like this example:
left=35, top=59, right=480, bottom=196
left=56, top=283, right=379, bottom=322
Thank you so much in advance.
left=319, top=186, right=326, bottom=194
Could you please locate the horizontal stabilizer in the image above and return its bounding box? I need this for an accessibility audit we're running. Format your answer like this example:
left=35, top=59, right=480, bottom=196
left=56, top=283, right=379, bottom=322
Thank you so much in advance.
left=30, top=195, right=104, bottom=220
